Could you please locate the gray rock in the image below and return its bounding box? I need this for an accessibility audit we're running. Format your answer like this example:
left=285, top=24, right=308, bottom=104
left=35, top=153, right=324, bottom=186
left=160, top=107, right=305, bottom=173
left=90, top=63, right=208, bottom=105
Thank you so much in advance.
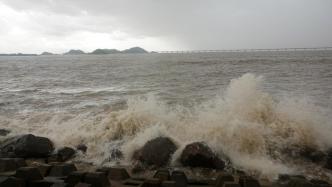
left=180, top=142, right=225, bottom=169
left=133, top=137, right=177, bottom=167
left=0, top=134, right=54, bottom=158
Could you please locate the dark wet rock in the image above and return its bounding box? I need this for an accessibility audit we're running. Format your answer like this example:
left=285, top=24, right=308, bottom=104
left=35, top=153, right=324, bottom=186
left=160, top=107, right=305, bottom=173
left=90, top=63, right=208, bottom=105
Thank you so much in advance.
left=133, top=137, right=177, bottom=167
left=96, top=167, right=130, bottom=180
left=76, top=144, right=88, bottom=153
left=170, top=171, right=187, bottom=187
left=310, top=179, right=329, bottom=185
left=123, top=178, right=143, bottom=186
left=162, top=180, right=176, bottom=187
left=215, top=174, right=234, bottom=187
left=28, top=177, right=65, bottom=187
left=286, top=178, right=313, bottom=187
left=0, top=129, right=10, bottom=136
left=0, top=158, right=27, bottom=172
left=48, top=163, right=77, bottom=177
left=47, top=154, right=62, bottom=163
left=324, top=148, right=332, bottom=170
left=153, top=169, right=170, bottom=181
left=57, top=147, right=76, bottom=161
left=0, top=134, right=54, bottom=158
left=180, top=142, right=225, bottom=169
left=300, top=147, right=326, bottom=163
left=239, top=176, right=260, bottom=187
left=108, top=167, right=129, bottom=180
left=65, top=171, right=86, bottom=187
left=141, top=178, right=162, bottom=187
left=31, top=162, right=52, bottom=177
left=15, top=166, right=43, bottom=181
left=75, top=183, right=92, bottom=187
left=0, top=176, right=25, bottom=187
left=83, top=172, right=110, bottom=187
left=47, top=147, right=76, bottom=163
left=223, top=182, right=241, bottom=187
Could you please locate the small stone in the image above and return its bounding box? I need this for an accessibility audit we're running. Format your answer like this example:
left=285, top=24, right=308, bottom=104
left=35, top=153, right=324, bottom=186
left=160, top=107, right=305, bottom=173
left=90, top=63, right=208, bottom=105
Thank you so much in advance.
left=15, top=166, right=43, bottom=181
left=170, top=171, right=187, bottom=187
left=141, top=178, right=162, bottom=187
left=48, top=163, right=77, bottom=177
left=83, top=172, right=110, bottom=187
left=154, top=169, right=170, bottom=181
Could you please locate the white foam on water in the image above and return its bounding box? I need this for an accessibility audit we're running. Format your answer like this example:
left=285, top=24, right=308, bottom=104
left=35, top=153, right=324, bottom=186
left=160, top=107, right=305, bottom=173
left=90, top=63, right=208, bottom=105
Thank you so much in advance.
left=2, top=73, right=332, bottom=179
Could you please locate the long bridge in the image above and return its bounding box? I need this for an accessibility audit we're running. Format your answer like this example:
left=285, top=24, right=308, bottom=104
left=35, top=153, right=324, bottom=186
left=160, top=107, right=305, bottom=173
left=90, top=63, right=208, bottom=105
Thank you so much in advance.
left=156, top=47, right=332, bottom=54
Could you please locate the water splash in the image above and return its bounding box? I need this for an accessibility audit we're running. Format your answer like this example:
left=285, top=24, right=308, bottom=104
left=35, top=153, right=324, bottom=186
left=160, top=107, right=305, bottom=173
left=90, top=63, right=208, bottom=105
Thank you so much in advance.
left=1, top=73, right=332, bottom=179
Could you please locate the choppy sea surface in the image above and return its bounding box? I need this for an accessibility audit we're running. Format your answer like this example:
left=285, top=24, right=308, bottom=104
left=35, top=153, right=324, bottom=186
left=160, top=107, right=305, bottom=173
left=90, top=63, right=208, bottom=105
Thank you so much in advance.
left=1, top=51, right=332, bottom=179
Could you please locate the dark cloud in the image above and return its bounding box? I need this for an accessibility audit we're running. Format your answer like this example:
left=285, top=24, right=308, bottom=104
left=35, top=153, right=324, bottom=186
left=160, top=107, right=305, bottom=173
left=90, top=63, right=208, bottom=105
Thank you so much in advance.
left=0, top=0, right=331, bottom=53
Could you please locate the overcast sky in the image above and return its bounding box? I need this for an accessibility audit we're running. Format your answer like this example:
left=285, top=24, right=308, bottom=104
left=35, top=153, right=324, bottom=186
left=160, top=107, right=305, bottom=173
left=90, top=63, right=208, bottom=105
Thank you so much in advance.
left=0, top=0, right=331, bottom=53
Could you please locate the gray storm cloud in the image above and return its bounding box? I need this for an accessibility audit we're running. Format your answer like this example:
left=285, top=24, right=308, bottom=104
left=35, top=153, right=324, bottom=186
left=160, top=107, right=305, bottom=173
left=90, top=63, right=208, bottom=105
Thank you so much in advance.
left=0, top=0, right=331, bottom=53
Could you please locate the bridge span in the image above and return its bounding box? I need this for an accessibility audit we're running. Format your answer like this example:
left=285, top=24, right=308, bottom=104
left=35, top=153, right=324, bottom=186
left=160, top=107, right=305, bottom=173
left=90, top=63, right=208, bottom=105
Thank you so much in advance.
left=156, top=47, right=332, bottom=54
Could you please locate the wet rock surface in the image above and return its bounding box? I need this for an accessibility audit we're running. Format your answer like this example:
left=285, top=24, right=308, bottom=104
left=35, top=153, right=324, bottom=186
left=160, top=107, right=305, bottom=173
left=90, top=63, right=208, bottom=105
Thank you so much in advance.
left=1, top=134, right=332, bottom=187
left=133, top=137, right=177, bottom=167
left=0, top=134, right=54, bottom=158
left=180, top=142, right=225, bottom=169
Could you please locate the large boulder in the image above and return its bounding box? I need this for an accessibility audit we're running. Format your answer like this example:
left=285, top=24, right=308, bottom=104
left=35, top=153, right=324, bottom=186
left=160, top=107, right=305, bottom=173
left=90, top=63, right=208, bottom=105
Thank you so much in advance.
left=180, top=142, right=225, bottom=169
left=0, top=134, right=54, bottom=158
left=133, top=137, right=177, bottom=167
left=48, top=146, right=76, bottom=162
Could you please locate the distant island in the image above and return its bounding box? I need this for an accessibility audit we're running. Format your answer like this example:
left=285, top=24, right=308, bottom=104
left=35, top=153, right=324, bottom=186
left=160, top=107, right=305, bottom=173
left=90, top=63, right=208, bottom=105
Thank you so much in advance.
left=64, top=49, right=86, bottom=55
left=0, top=47, right=152, bottom=56
left=40, top=52, right=54, bottom=55
left=64, top=47, right=149, bottom=55
left=90, top=49, right=120, bottom=54
left=0, top=53, right=38, bottom=56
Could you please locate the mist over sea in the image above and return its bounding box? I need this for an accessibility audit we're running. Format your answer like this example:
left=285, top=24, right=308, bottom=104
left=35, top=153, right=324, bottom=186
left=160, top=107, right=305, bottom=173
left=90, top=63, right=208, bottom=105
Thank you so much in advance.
left=1, top=51, right=332, bottom=178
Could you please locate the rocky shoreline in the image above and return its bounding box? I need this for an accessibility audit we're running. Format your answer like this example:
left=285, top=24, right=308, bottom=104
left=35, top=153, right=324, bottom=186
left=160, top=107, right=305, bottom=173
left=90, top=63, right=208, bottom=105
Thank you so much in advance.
left=1, top=132, right=332, bottom=187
